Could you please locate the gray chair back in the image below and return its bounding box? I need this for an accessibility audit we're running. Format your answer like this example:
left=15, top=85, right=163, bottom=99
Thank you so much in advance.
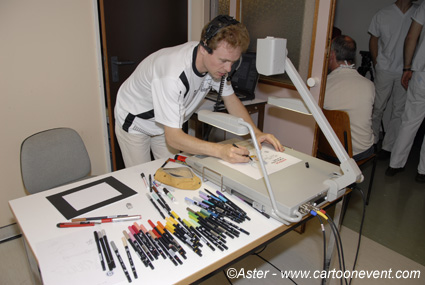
left=20, top=128, right=91, bottom=194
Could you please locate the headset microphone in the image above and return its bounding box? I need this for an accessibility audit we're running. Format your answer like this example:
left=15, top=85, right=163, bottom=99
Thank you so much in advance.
left=226, top=56, right=243, bottom=81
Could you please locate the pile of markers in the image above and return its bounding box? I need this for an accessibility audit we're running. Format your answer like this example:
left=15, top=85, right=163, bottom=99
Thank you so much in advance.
left=185, top=189, right=251, bottom=223
left=146, top=186, right=251, bottom=254
left=90, top=175, right=253, bottom=282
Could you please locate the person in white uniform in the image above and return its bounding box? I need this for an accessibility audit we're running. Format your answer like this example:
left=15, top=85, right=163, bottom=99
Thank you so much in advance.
left=324, top=35, right=375, bottom=161
left=368, top=0, right=417, bottom=158
left=386, top=1, right=425, bottom=183
left=114, top=15, right=284, bottom=167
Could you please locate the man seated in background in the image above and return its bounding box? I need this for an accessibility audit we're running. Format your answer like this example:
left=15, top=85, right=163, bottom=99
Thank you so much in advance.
left=324, top=35, right=375, bottom=161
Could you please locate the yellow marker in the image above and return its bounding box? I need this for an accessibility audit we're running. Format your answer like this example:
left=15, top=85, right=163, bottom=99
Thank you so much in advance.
left=171, top=211, right=179, bottom=219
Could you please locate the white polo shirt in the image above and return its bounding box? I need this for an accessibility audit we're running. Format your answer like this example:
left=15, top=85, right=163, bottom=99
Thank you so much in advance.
left=368, top=3, right=417, bottom=73
left=114, top=41, right=234, bottom=136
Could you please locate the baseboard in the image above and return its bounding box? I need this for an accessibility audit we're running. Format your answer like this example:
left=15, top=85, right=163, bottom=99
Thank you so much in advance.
left=0, top=223, right=22, bottom=243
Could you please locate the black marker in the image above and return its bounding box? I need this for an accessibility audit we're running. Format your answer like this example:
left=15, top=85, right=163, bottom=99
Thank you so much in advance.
left=111, top=241, right=132, bottom=283
left=122, top=237, right=137, bottom=279
left=149, top=174, right=152, bottom=192
left=232, top=143, right=252, bottom=160
left=94, top=231, right=106, bottom=271
left=161, top=158, right=170, bottom=168
left=101, top=229, right=116, bottom=269
left=98, top=231, right=113, bottom=272
left=123, top=230, right=151, bottom=268
left=146, top=193, right=166, bottom=219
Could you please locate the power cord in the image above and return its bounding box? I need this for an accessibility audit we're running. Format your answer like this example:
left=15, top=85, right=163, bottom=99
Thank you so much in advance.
left=348, top=185, right=367, bottom=285
left=203, top=76, right=226, bottom=141
left=325, top=211, right=348, bottom=285
left=310, top=208, right=346, bottom=285
left=221, top=244, right=298, bottom=285
left=253, top=253, right=298, bottom=285
left=220, top=186, right=367, bottom=285
left=316, top=215, right=327, bottom=285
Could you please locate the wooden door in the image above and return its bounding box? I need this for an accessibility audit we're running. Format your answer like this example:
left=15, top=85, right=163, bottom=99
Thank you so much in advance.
left=99, top=0, right=188, bottom=170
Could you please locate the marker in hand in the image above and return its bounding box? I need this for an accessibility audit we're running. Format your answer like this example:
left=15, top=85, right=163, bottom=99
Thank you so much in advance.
left=232, top=143, right=252, bottom=161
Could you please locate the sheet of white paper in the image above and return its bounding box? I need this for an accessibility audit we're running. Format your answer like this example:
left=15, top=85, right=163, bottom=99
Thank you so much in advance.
left=62, top=182, right=121, bottom=211
left=37, top=229, right=125, bottom=285
left=220, top=141, right=302, bottom=180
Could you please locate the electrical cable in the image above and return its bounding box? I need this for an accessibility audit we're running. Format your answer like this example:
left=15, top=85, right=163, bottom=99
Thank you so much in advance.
left=214, top=76, right=226, bottom=112
left=310, top=210, right=327, bottom=285
left=324, top=211, right=348, bottom=285
left=315, top=208, right=344, bottom=280
left=253, top=253, right=298, bottom=285
left=222, top=270, right=233, bottom=285
left=317, top=215, right=327, bottom=285
left=220, top=188, right=366, bottom=285
left=253, top=245, right=268, bottom=255
left=348, top=185, right=367, bottom=285
left=203, top=76, right=226, bottom=141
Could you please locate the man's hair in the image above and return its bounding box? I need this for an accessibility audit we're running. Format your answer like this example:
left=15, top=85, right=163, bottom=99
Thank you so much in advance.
left=331, top=35, right=356, bottom=63
left=200, top=18, right=250, bottom=53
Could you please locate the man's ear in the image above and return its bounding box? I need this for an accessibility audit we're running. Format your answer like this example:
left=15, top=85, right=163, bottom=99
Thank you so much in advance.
left=329, top=50, right=336, bottom=61
left=328, top=50, right=337, bottom=66
left=199, top=43, right=211, bottom=55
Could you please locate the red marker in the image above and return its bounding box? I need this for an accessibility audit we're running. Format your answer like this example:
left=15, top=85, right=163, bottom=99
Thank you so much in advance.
left=56, top=222, right=99, bottom=228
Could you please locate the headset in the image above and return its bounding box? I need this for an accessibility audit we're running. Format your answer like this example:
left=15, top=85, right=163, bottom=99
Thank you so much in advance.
left=200, top=15, right=243, bottom=81
left=201, top=15, right=240, bottom=54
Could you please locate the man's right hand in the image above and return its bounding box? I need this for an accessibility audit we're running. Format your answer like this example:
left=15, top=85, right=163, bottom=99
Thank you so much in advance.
left=401, top=70, right=413, bottom=90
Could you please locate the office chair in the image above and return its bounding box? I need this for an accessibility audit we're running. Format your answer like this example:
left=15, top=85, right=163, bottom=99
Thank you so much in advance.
left=20, top=128, right=91, bottom=194
left=316, top=109, right=377, bottom=206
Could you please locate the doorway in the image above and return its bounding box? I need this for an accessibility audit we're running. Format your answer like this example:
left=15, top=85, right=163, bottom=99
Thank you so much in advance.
left=98, top=0, right=188, bottom=170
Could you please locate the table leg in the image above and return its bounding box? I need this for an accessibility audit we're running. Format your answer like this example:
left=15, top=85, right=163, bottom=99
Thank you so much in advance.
left=23, top=237, right=42, bottom=285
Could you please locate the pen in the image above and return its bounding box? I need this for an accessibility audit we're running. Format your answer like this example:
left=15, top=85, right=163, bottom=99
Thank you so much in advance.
left=163, top=188, right=176, bottom=202
left=161, top=158, right=170, bottom=168
left=56, top=222, right=100, bottom=228
left=101, top=229, right=116, bottom=270
left=141, top=173, right=149, bottom=190
left=128, top=226, right=155, bottom=261
left=232, top=143, right=252, bottom=160
left=72, top=215, right=128, bottom=222
left=146, top=193, right=166, bottom=219
left=94, top=231, right=106, bottom=271
left=98, top=230, right=114, bottom=272
left=152, top=186, right=171, bottom=212
left=122, top=237, right=137, bottom=279
left=148, top=229, right=180, bottom=266
left=149, top=174, right=152, bottom=192
left=132, top=223, right=161, bottom=259
left=111, top=241, right=132, bottom=283
left=123, top=230, right=151, bottom=269
left=86, top=215, right=142, bottom=224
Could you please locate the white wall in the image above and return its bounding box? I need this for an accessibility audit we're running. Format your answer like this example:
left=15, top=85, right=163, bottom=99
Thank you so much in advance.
left=189, top=0, right=210, bottom=41
left=0, top=0, right=110, bottom=226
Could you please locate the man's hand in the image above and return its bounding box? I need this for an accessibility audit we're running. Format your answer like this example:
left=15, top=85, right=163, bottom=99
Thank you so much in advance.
left=218, top=143, right=251, bottom=163
left=401, top=70, right=413, bottom=90
left=255, top=132, right=285, bottom=152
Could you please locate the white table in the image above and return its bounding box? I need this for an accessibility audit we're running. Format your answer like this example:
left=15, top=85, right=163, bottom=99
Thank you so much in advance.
left=9, top=158, right=344, bottom=284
